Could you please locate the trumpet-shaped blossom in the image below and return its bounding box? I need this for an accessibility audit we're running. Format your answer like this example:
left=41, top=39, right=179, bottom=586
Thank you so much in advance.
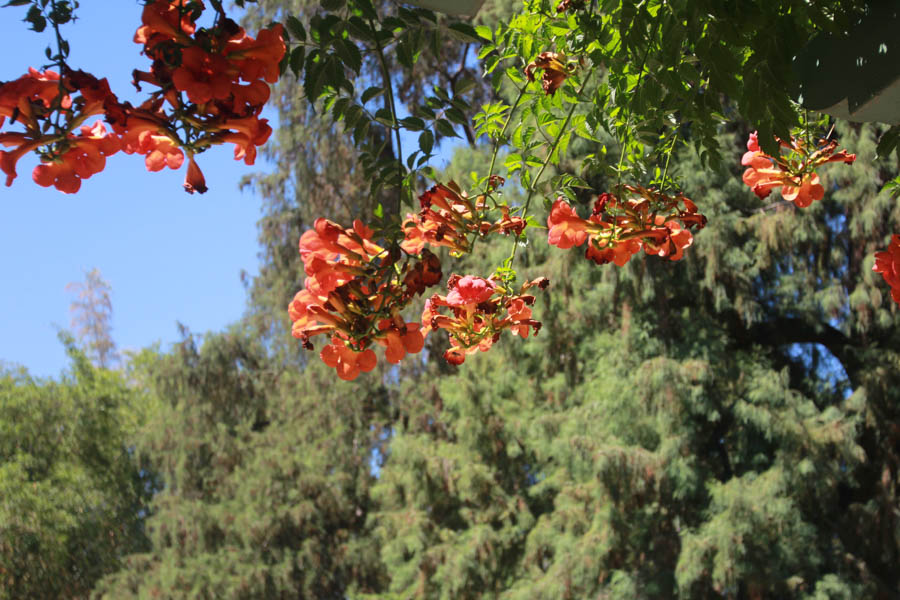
left=31, top=121, right=121, bottom=193
left=320, top=337, right=377, bottom=381
left=547, top=187, right=706, bottom=267
left=425, top=275, right=548, bottom=365
left=873, top=234, right=900, bottom=305
left=445, top=275, right=496, bottom=306
left=741, top=131, right=855, bottom=208
left=547, top=198, right=591, bottom=249
left=1, top=0, right=283, bottom=195
left=288, top=216, right=445, bottom=380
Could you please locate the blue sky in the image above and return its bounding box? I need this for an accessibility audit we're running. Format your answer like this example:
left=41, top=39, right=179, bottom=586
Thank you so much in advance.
left=1, top=3, right=265, bottom=377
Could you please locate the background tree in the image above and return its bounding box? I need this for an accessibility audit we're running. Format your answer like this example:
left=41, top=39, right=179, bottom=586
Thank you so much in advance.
left=93, top=327, right=388, bottom=598
left=0, top=339, right=150, bottom=600
left=66, top=268, right=119, bottom=369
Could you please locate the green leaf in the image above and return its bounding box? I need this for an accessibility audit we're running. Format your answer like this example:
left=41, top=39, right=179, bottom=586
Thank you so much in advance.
left=374, top=108, right=396, bottom=127
left=352, top=118, right=369, bottom=145
left=285, top=15, right=306, bottom=42
left=454, top=74, right=478, bottom=96
left=419, top=130, right=434, bottom=154
left=399, top=117, right=426, bottom=131
left=343, top=104, right=363, bottom=128
left=474, top=25, right=493, bottom=42
left=406, top=150, right=420, bottom=169
left=435, top=119, right=458, bottom=138
left=445, top=107, right=469, bottom=127
left=361, top=86, right=384, bottom=104
left=289, top=46, right=306, bottom=77
left=303, top=57, right=327, bottom=101
left=351, top=0, right=378, bottom=21
left=334, top=38, right=362, bottom=74
left=876, top=125, right=900, bottom=159
left=331, top=96, right=351, bottom=121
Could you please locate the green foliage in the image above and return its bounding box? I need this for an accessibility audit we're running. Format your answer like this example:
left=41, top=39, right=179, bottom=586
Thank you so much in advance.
left=94, top=328, right=387, bottom=599
left=0, top=337, right=150, bottom=600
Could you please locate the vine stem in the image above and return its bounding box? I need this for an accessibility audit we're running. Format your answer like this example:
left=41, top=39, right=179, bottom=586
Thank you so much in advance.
left=463, top=85, right=528, bottom=259
left=483, top=85, right=527, bottom=195
left=659, top=128, right=679, bottom=192
left=47, top=0, right=72, bottom=136
left=368, top=18, right=404, bottom=221
left=507, top=67, right=595, bottom=266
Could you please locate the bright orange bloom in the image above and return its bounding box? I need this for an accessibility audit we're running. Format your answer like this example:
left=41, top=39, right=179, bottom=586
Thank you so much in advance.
left=402, top=182, right=528, bottom=256
left=134, top=0, right=198, bottom=47
left=584, top=233, right=642, bottom=266
left=225, top=24, right=286, bottom=84
left=548, top=188, right=705, bottom=267
left=740, top=131, right=854, bottom=207
left=507, top=297, right=534, bottom=338
left=0, top=133, right=43, bottom=187
left=378, top=320, right=425, bottom=364
left=172, top=47, right=234, bottom=104
left=445, top=275, right=496, bottom=306
left=31, top=122, right=120, bottom=194
left=425, top=275, right=547, bottom=365
left=289, top=215, right=443, bottom=378
left=873, top=234, right=900, bottom=305
left=183, top=154, right=207, bottom=194
left=781, top=173, right=825, bottom=208
left=119, top=119, right=184, bottom=172
left=320, top=337, right=377, bottom=381
left=0, top=68, right=64, bottom=127
left=218, top=115, right=272, bottom=165
left=547, top=198, right=591, bottom=249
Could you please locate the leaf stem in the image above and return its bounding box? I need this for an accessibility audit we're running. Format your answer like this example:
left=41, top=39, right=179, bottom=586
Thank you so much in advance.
left=507, top=67, right=594, bottom=266
left=483, top=85, right=526, bottom=195
left=368, top=18, right=404, bottom=221
left=659, top=128, right=679, bottom=192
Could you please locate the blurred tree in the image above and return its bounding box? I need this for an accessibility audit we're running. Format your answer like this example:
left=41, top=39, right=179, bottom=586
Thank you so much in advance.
left=66, top=268, right=119, bottom=369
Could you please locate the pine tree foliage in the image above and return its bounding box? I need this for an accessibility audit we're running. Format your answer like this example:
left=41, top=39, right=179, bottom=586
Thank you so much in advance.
left=94, top=328, right=388, bottom=598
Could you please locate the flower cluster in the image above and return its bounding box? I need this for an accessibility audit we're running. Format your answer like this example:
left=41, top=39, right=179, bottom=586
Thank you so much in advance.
left=290, top=180, right=553, bottom=377
left=547, top=185, right=707, bottom=266
left=401, top=181, right=525, bottom=256
left=0, top=68, right=122, bottom=192
left=288, top=217, right=442, bottom=380
left=131, top=0, right=284, bottom=189
left=873, top=234, right=900, bottom=306
left=423, top=274, right=548, bottom=365
left=0, top=0, right=284, bottom=194
left=741, top=131, right=856, bottom=208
